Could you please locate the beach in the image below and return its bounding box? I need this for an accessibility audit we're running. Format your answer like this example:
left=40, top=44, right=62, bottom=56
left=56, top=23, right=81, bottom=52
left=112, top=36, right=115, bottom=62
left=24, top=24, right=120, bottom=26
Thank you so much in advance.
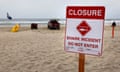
left=0, top=24, right=120, bottom=72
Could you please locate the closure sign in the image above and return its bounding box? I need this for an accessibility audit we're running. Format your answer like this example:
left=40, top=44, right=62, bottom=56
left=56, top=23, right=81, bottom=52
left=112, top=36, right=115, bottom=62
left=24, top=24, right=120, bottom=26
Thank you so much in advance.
left=65, top=6, right=105, bottom=56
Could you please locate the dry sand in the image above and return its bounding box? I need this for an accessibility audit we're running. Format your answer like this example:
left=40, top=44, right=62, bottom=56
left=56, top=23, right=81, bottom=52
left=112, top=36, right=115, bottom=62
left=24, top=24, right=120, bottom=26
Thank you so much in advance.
left=0, top=24, right=120, bottom=72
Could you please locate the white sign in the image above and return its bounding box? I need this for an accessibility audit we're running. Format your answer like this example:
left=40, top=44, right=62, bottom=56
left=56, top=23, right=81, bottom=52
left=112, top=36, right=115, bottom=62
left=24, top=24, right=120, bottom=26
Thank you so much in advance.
left=64, top=6, right=105, bottom=56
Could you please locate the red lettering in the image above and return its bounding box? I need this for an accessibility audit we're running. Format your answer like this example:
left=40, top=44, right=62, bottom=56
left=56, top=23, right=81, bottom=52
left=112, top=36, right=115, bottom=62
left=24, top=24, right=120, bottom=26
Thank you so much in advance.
left=68, top=42, right=74, bottom=46
left=84, top=43, right=98, bottom=48
left=67, top=36, right=80, bottom=40
left=81, top=38, right=101, bottom=43
left=74, top=43, right=83, bottom=46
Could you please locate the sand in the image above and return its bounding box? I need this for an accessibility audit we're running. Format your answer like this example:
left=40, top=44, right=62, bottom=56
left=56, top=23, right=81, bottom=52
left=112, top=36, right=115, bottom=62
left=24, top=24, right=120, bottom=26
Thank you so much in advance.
left=0, top=24, right=120, bottom=72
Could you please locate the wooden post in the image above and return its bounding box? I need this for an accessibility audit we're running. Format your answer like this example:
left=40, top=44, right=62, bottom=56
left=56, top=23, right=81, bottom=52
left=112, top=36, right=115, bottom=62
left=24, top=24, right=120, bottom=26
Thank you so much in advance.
left=79, top=53, right=85, bottom=72
left=111, top=21, right=116, bottom=38
left=112, top=26, right=114, bottom=38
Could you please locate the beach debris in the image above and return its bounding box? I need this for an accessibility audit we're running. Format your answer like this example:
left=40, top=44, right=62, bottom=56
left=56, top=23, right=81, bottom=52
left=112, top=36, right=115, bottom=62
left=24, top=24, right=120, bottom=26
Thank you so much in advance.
left=11, top=24, right=20, bottom=32
left=7, top=12, right=12, bottom=20
left=48, top=19, right=60, bottom=30
left=31, top=23, right=38, bottom=29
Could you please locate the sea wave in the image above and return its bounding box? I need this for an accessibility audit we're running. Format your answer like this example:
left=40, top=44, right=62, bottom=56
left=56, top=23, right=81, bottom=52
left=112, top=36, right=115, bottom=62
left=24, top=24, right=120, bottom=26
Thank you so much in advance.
left=0, top=18, right=120, bottom=26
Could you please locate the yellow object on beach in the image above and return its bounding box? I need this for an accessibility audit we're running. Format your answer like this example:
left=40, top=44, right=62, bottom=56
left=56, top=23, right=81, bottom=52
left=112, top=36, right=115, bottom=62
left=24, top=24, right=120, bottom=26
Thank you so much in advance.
left=11, top=24, right=20, bottom=32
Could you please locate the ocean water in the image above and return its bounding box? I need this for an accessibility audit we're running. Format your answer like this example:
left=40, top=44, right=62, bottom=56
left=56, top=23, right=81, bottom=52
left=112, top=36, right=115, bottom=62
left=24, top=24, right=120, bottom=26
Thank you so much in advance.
left=0, top=18, right=120, bottom=27
left=0, top=18, right=65, bottom=24
left=0, top=18, right=65, bottom=27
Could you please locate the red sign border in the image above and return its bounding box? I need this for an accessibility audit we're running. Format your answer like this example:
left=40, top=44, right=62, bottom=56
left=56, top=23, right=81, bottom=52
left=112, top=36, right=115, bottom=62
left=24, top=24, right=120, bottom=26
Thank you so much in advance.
left=66, top=6, right=105, bottom=19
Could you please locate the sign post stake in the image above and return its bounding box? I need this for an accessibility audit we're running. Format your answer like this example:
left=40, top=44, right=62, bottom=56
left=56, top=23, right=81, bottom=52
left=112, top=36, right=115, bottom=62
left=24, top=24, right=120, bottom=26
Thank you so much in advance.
left=79, top=53, right=85, bottom=72
left=112, top=21, right=116, bottom=38
left=112, top=26, right=114, bottom=38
